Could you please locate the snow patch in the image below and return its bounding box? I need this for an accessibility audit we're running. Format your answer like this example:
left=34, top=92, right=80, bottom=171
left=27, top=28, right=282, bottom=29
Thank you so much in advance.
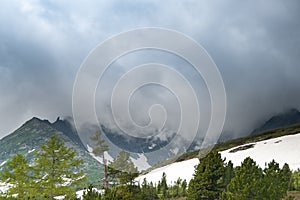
left=135, top=158, right=199, bottom=185
left=148, top=143, right=157, bottom=150
left=130, top=154, right=151, bottom=171
left=170, top=147, right=179, bottom=155
left=86, top=144, right=113, bottom=164
left=221, top=133, right=300, bottom=170
left=28, top=148, right=35, bottom=154
left=0, top=182, right=11, bottom=194
left=0, top=161, right=7, bottom=167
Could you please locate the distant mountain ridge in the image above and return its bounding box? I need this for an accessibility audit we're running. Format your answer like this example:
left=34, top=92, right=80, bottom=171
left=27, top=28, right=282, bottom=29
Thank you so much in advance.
left=252, top=108, right=300, bottom=134
left=0, top=117, right=103, bottom=185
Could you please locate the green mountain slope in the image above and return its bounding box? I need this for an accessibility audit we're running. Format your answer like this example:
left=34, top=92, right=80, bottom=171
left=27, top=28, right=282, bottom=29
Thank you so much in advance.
left=0, top=117, right=104, bottom=187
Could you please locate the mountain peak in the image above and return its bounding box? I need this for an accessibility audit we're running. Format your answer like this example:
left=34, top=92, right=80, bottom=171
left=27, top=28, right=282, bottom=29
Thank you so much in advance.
left=252, top=108, right=300, bottom=134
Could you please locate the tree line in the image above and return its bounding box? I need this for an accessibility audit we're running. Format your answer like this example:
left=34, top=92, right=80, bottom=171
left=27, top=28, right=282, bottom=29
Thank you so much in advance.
left=0, top=131, right=299, bottom=199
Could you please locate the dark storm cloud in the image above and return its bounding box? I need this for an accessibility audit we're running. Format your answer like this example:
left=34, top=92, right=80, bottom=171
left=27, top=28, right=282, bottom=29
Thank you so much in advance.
left=0, top=0, right=300, bottom=141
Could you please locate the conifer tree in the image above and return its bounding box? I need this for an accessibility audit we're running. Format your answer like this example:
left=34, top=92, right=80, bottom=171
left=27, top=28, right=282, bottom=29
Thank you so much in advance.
left=90, top=131, right=109, bottom=189
left=82, top=184, right=102, bottom=200
left=0, top=154, right=33, bottom=199
left=174, top=177, right=181, bottom=197
left=187, top=151, right=225, bottom=200
left=181, top=179, right=187, bottom=197
left=90, top=130, right=109, bottom=189
left=108, top=150, right=138, bottom=185
left=280, top=163, right=292, bottom=196
left=261, top=160, right=283, bottom=200
left=160, top=172, right=168, bottom=199
left=222, top=160, right=234, bottom=188
left=34, top=135, right=86, bottom=199
left=221, top=157, right=263, bottom=200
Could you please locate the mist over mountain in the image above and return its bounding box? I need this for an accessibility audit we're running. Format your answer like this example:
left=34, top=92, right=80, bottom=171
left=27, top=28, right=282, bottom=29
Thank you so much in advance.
left=252, top=109, right=300, bottom=134
left=1, top=1, right=300, bottom=142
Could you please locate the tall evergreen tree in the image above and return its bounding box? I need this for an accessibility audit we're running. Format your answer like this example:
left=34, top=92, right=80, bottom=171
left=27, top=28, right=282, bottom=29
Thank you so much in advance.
left=222, top=160, right=234, bottom=188
left=187, top=151, right=225, bottom=200
left=280, top=163, right=292, bottom=196
left=221, top=157, right=263, bottom=200
left=90, top=130, right=109, bottom=189
left=261, top=160, right=283, bottom=200
left=108, top=150, right=138, bottom=185
left=34, top=135, right=86, bottom=198
left=0, top=154, right=33, bottom=199
left=181, top=179, right=187, bottom=197
left=160, top=172, right=168, bottom=199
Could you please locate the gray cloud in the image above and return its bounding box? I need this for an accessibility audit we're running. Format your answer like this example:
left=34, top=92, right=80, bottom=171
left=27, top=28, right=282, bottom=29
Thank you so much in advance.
left=0, top=0, right=300, bottom=142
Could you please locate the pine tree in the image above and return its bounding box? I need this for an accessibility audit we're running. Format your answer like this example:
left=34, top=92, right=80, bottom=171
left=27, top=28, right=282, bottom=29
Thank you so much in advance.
left=222, top=160, right=234, bottom=188
left=141, top=178, right=149, bottom=200
left=187, top=151, right=225, bottom=200
left=261, top=160, right=283, bottom=200
left=108, top=150, right=139, bottom=185
left=280, top=163, right=292, bottom=197
left=34, top=135, right=86, bottom=198
left=181, top=179, right=187, bottom=197
left=222, top=157, right=263, bottom=200
left=90, top=130, right=109, bottom=189
left=140, top=178, right=158, bottom=200
left=0, top=154, right=34, bottom=198
left=82, top=184, right=102, bottom=200
left=173, top=177, right=181, bottom=198
left=160, top=172, right=168, bottom=199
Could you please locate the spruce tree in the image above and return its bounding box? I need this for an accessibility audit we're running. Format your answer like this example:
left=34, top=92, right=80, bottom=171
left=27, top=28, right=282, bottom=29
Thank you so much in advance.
left=222, top=157, right=263, bottom=200
left=160, top=172, right=168, bottom=199
left=34, top=135, right=86, bottom=198
left=82, top=184, right=102, bottom=200
left=90, top=130, right=109, bottom=189
left=280, top=163, right=292, bottom=197
left=181, top=179, right=187, bottom=197
left=108, top=150, right=138, bottom=185
left=222, top=160, right=234, bottom=188
left=187, top=151, right=225, bottom=200
left=261, top=160, right=283, bottom=200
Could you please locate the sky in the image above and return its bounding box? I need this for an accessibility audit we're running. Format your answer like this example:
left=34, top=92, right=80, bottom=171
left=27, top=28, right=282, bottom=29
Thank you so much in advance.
left=0, top=0, right=300, bottom=141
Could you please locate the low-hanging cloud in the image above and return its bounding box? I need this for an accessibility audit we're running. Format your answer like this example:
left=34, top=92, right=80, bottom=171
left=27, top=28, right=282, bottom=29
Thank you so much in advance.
left=0, top=0, right=300, bottom=142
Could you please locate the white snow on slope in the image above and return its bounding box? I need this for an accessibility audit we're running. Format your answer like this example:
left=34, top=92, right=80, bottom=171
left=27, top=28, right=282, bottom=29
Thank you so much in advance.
left=135, top=158, right=199, bottom=185
left=28, top=148, right=35, bottom=154
left=0, top=182, right=10, bottom=194
left=221, top=133, right=300, bottom=170
left=86, top=144, right=113, bottom=164
left=0, top=160, right=7, bottom=167
left=130, top=154, right=151, bottom=171
left=136, top=133, right=300, bottom=185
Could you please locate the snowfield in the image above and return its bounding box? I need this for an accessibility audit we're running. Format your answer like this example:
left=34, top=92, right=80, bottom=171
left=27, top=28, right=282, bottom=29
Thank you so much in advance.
left=136, top=133, right=300, bottom=185
left=221, top=133, right=300, bottom=170
left=135, top=158, right=199, bottom=185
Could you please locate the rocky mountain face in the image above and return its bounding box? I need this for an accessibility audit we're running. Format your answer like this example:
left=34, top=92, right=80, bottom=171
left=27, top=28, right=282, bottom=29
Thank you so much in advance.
left=0, top=117, right=103, bottom=185
left=0, top=115, right=193, bottom=175
left=252, top=108, right=300, bottom=134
